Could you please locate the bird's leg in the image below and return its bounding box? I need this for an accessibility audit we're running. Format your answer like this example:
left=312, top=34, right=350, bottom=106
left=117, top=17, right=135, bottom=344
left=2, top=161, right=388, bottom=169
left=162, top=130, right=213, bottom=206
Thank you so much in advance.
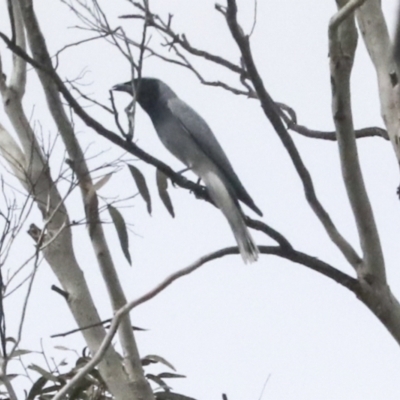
left=176, top=167, right=191, bottom=175
left=175, top=167, right=202, bottom=184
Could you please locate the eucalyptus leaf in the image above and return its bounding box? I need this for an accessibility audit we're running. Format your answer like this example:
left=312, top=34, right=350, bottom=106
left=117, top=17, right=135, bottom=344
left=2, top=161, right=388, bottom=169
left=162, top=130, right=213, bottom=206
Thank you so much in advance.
left=108, top=205, right=132, bottom=265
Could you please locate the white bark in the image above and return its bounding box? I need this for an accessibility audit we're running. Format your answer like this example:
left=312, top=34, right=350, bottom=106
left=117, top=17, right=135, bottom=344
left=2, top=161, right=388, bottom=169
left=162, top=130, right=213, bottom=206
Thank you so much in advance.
left=327, top=0, right=400, bottom=346
left=0, top=2, right=152, bottom=399
left=329, top=0, right=385, bottom=282
left=15, top=2, right=152, bottom=397
left=356, top=0, right=400, bottom=163
left=0, top=122, right=26, bottom=186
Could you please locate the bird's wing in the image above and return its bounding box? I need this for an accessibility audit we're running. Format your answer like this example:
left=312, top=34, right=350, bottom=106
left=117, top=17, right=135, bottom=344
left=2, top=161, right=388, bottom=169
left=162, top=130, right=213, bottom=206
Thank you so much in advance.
left=167, top=97, right=262, bottom=216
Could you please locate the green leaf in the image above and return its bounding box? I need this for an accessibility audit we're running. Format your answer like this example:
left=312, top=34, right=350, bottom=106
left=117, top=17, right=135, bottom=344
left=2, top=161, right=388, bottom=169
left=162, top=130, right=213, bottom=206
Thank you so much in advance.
left=92, top=172, right=113, bottom=192
left=146, top=374, right=170, bottom=390
left=142, top=354, right=176, bottom=371
left=27, top=376, right=47, bottom=400
left=28, top=364, right=58, bottom=382
left=10, top=349, right=32, bottom=358
left=53, top=345, right=71, bottom=351
left=128, top=164, right=152, bottom=215
left=0, top=374, right=18, bottom=385
left=108, top=204, right=132, bottom=265
left=156, top=169, right=175, bottom=218
left=155, top=392, right=197, bottom=400
left=158, top=372, right=186, bottom=379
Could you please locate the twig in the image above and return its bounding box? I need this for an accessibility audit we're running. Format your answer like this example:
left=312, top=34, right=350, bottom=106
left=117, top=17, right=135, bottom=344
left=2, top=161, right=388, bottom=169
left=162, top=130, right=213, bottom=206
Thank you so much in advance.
left=54, top=31, right=115, bottom=69
left=249, top=0, right=258, bottom=37
left=51, top=318, right=111, bottom=338
left=120, top=4, right=247, bottom=76
left=51, top=285, right=69, bottom=300
left=258, top=373, right=271, bottom=400
left=68, top=81, right=113, bottom=114
left=109, top=90, right=127, bottom=137
left=276, top=102, right=388, bottom=140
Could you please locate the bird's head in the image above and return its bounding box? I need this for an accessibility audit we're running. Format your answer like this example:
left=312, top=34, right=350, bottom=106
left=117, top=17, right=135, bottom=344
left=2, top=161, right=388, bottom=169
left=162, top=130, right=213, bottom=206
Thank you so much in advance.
left=112, top=78, right=174, bottom=115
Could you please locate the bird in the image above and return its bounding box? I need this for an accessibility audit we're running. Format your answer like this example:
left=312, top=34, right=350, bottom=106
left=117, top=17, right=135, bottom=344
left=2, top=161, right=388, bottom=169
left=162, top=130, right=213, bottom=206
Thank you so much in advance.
left=113, top=78, right=262, bottom=263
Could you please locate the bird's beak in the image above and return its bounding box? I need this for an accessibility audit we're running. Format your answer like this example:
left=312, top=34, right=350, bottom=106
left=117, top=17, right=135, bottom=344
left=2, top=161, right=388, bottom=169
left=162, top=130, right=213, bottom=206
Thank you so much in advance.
left=112, top=83, right=128, bottom=92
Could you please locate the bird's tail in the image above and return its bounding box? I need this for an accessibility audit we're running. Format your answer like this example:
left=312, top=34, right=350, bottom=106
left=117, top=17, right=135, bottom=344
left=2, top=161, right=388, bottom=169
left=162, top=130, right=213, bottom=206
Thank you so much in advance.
left=202, top=171, right=259, bottom=264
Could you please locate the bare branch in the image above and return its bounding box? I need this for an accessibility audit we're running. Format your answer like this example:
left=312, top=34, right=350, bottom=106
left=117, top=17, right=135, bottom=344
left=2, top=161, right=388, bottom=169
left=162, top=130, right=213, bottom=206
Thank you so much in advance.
left=53, top=31, right=114, bottom=69
left=120, top=3, right=247, bottom=76
left=356, top=0, right=400, bottom=162
left=223, top=0, right=361, bottom=269
left=329, top=0, right=385, bottom=281
left=330, top=0, right=366, bottom=30
left=68, top=80, right=113, bottom=114
left=53, top=244, right=358, bottom=400
left=276, top=102, right=388, bottom=140
left=249, top=0, right=258, bottom=38
left=8, top=0, right=26, bottom=97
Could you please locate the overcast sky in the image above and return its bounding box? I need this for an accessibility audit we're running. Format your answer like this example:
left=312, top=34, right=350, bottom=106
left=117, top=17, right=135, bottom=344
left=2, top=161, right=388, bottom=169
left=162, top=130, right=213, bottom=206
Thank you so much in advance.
left=1, top=1, right=400, bottom=399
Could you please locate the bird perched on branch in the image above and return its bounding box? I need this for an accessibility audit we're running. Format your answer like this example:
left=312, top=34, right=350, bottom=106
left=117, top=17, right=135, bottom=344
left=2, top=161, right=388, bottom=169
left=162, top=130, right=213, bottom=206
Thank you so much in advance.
left=113, top=78, right=262, bottom=263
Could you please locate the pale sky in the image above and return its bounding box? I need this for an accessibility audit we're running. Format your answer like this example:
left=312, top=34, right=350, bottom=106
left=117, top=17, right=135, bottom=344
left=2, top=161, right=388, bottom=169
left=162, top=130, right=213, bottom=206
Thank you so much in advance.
left=1, top=1, right=400, bottom=399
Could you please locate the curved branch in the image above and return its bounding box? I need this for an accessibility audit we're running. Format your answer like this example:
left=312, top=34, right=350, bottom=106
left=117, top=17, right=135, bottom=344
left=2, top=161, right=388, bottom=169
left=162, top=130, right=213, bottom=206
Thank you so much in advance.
left=246, top=217, right=293, bottom=250
left=120, top=3, right=247, bottom=76
left=223, top=0, right=361, bottom=270
left=53, top=244, right=358, bottom=400
left=277, top=102, right=388, bottom=140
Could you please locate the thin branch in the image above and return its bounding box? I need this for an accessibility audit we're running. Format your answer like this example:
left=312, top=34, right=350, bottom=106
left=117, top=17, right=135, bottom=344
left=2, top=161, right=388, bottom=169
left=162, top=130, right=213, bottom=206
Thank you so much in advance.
left=120, top=3, right=247, bottom=76
left=53, top=244, right=358, bottom=399
left=276, top=102, right=388, bottom=140
left=68, top=81, right=113, bottom=114
left=62, top=1, right=255, bottom=97
left=246, top=217, right=292, bottom=250
left=330, top=0, right=366, bottom=30
left=171, top=46, right=256, bottom=97
left=53, top=31, right=115, bottom=69
left=0, top=34, right=290, bottom=251
left=249, top=0, right=258, bottom=38
left=223, top=0, right=361, bottom=269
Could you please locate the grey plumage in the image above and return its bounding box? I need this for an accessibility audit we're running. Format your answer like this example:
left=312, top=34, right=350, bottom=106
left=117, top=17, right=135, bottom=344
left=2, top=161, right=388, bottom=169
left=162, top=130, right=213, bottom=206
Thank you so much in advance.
left=113, top=78, right=262, bottom=263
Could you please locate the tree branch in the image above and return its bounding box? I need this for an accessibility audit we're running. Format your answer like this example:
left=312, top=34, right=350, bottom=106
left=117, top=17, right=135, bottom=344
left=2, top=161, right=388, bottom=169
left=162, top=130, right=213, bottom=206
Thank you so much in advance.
left=329, top=0, right=385, bottom=282
left=0, top=31, right=293, bottom=252
left=53, top=244, right=359, bottom=400
left=120, top=2, right=247, bottom=76
left=277, top=102, right=388, bottom=140
left=16, top=1, right=153, bottom=397
left=223, top=0, right=361, bottom=270
left=356, top=0, right=400, bottom=163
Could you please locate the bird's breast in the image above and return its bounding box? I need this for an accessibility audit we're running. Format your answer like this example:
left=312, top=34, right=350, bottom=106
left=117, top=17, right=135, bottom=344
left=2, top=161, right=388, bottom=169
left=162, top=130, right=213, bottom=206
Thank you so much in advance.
left=152, top=111, right=205, bottom=171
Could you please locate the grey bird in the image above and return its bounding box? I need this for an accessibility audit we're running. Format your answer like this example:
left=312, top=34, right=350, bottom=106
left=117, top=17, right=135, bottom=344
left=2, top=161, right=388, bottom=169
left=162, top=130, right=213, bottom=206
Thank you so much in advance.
left=113, top=78, right=262, bottom=263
